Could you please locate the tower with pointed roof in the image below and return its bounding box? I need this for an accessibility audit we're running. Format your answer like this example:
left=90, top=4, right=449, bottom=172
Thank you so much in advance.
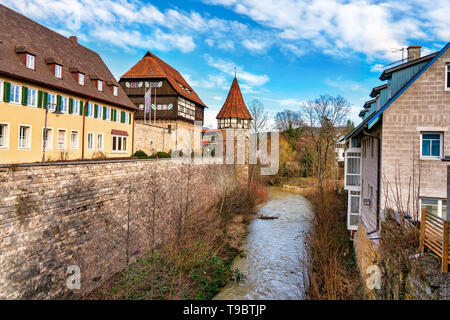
left=216, top=77, right=252, bottom=130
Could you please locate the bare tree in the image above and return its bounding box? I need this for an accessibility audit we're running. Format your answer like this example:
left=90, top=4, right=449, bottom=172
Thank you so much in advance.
left=299, top=94, right=351, bottom=192
left=248, top=99, right=269, bottom=133
left=274, top=109, right=303, bottom=131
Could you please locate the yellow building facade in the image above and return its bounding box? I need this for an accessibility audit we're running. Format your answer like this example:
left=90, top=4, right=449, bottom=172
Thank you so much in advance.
left=0, top=5, right=138, bottom=164
left=0, top=77, right=135, bottom=164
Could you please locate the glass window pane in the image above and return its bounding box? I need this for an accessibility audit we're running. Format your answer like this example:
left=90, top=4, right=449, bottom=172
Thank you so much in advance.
left=350, top=196, right=360, bottom=214
left=350, top=215, right=359, bottom=226
left=421, top=199, right=438, bottom=215
left=422, top=140, right=430, bottom=156
left=423, top=134, right=440, bottom=140
left=431, top=140, right=440, bottom=156
left=347, top=158, right=360, bottom=174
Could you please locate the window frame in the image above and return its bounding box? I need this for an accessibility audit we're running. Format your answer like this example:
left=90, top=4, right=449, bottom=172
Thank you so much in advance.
left=26, top=54, right=35, bottom=70
left=113, top=86, right=118, bottom=96
left=78, top=73, right=85, bottom=86
left=97, top=133, right=104, bottom=151
left=97, top=105, right=103, bottom=120
left=18, top=124, right=31, bottom=149
left=105, top=107, right=111, bottom=121
left=70, top=130, right=79, bottom=150
left=72, top=99, right=80, bottom=115
left=55, top=64, right=62, bottom=79
left=57, top=129, right=66, bottom=150
left=42, top=127, right=53, bottom=151
left=87, top=103, right=94, bottom=118
left=87, top=132, right=95, bottom=151
left=97, top=80, right=103, bottom=91
left=10, top=83, right=21, bottom=104
left=112, top=135, right=128, bottom=153
left=420, top=132, right=443, bottom=160
left=61, top=96, right=69, bottom=113
left=0, top=122, right=10, bottom=149
left=420, top=198, right=447, bottom=220
left=47, top=93, right=57, bottom=111
left=27, top=88, right=38, bottom=108
left=0, top=80, right=3, bottom=102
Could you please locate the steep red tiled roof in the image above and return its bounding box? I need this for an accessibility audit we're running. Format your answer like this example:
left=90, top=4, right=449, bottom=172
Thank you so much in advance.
left=0, top=4, right=136, bottom=111
left=216, top=77, right=252, bottom=120
left=121, top=51, right=206, bottom=108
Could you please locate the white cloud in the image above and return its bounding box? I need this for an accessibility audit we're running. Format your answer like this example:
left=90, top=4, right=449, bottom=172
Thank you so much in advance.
left=370, top=64, right=385, bottom=72
left=242, top=39, right=268, bottom=52
left=203, top=0, right=448, bottom=60
left=205, top=55, right=269, bottom=86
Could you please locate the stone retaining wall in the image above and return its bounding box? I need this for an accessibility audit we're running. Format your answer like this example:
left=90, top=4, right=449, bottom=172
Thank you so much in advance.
left=0, top=159, right=246, bottom=299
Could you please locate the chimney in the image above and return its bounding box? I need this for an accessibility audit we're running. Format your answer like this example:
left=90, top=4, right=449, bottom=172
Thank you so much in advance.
left=407, top=45, right=421, bottom=62
left=69, top=36, right=78, bottom=45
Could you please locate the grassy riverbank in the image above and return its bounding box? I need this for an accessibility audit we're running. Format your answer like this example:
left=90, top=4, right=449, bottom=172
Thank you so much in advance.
left=302, top=181, right=362, bottom=300
left=87, top=185, right=267, bottom=300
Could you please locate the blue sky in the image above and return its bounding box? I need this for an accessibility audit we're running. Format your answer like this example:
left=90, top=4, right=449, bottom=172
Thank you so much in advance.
left=3, top=0, right=448, bottom=128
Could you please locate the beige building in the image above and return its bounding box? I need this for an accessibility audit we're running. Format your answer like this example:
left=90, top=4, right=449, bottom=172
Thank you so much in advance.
left=343, top=43, right=450, bottom=274
left=0, top=5, right=137, bottom=164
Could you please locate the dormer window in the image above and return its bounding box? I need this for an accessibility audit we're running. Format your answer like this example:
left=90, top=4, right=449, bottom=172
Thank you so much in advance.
left=98, top=80, right=103, bottom=91
left=55, top=64, right=62, bottom=79
left=78, top=73, right=85, bottom=85
left=26, top=54, right=35, bottom=70
left=113, top=86, right=118, bottom=96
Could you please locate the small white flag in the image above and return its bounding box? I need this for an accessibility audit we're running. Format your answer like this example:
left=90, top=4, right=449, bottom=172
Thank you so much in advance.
left=144, top=89, right=151, bottom=113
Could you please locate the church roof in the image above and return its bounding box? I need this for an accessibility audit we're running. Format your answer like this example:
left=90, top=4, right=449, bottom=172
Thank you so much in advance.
left=121, top=51, right=206, bottom=107
left=216, top=77, right=252, bottom=120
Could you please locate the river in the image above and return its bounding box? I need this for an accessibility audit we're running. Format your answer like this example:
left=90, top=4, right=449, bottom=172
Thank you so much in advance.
left=214, top=187, right=311, bottom=300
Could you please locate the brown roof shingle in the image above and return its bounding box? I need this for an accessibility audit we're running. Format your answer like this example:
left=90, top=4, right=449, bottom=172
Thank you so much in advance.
left=216, top=77, right=252, bottom=120
left=0, top=4, right=136, bottom=111
left=121, top=51, right=206, bottom=108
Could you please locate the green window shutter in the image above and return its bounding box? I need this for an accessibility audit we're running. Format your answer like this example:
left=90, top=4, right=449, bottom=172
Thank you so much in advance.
left=3, top=82, right=10, bottom=102
left=21, top=86, right=28, bottom=106
left=120, top=111, right=124, bottom=123
left=94, top=104, right=98, bottom=118
left=37, top=90, right=43, bottom=108
left=103, top=106, right=106, bottom=120
left=57, top=95, right=62, bottom=111
left=69, top=98, right=73, bottom=114
left=112, top=109, right=116, bottom=121
left=129, top=112, right=132, bottom=124
left=43, top=92, right=48, bottom=109
left=80, top=101, right=84, bottom=115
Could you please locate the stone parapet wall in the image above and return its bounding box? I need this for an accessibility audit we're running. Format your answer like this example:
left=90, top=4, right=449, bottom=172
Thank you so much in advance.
left=0, top=159, right=247, bottom=299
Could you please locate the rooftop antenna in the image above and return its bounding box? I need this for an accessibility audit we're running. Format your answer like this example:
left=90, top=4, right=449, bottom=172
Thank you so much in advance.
left=382, top=47, right=407, bottom=68
left=392, top=47, right=407, bottom=63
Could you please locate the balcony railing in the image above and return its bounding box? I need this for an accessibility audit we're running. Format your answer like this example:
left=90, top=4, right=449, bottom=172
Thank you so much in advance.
left=419, top=209, right=449, bottom=273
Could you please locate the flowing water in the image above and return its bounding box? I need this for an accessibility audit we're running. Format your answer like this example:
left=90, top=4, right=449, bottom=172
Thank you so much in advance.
left=214, top=187, right=311, bottom=300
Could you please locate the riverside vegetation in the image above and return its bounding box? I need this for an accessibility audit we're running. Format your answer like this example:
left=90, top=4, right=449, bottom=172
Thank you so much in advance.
left=87, top=183, right=268, bottom=300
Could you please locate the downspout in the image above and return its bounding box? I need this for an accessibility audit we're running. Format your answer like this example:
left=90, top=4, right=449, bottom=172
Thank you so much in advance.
left=81, top=98, right=90, bottom=160
left=362, top=129, right=381, bottom=235
left=131, top=111, right=135, bottom=155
